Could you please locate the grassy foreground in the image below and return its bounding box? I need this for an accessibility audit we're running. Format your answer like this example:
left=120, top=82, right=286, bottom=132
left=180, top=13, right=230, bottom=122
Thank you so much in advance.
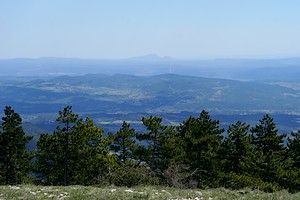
left=0, top=185, right=300, bottom=200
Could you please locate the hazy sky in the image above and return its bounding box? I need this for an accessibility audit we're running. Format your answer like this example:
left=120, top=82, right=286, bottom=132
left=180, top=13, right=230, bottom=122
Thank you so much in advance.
left=0, top=0, right=300, bottom=59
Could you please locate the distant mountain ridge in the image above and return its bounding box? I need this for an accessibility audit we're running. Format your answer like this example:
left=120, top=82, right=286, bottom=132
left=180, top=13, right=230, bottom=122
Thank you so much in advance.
left=1, top=56, right=300, bottom=81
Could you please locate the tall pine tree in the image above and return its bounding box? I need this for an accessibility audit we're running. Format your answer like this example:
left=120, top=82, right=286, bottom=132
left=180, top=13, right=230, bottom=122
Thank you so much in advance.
left=0, top=106, right=33, bottom=184
left=35, top=106, right=114, bottom=185
left=178, top=110, right=224, bottom=188
left=250, top=114, right=288, bottom=189
left=136, top=116, right=169, bottom=174
left=110, top=121, right=136, bottom=165
left=57, top=105, right=78, bottom=186
left=221, top=121, right=252, bottom=175
left=288, top=130, right=300, bottom=169
left=220, top=121, right=257, bottom=189
left=286, top=130, right=300, bottom=192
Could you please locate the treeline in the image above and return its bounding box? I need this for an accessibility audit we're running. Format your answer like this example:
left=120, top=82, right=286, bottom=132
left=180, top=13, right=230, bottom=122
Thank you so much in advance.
left=1, top=106, right=300, bottom=192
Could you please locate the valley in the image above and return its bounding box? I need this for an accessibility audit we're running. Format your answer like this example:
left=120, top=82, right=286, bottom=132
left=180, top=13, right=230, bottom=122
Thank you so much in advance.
left=0, top=73, right=299, bottom=145
left=1, top=57, right=300, bottom=143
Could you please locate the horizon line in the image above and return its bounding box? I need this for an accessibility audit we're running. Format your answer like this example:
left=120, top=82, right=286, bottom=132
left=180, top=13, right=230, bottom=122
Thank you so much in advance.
left=1, top=54, right=300, bottom=61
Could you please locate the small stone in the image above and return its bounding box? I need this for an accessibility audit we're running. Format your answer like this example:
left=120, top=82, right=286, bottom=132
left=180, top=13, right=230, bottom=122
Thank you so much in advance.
left=124, top=189, right=134, bottom=193
left=9, top=186, right=20, bottom=190
left=195, top=191, right=203, bottom=196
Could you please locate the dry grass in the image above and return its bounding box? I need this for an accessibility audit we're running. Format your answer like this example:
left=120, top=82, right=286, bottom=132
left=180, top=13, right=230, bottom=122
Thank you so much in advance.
left=0, top=185, right=299, bottom=200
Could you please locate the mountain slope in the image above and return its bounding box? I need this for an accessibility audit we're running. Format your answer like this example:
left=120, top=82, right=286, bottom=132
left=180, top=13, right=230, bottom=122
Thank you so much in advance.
left=0, top=74, right=299, bottom=115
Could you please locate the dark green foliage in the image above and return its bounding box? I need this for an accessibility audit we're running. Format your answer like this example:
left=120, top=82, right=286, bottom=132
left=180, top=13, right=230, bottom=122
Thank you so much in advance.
left=227, top=172, right=280, bottom=192
left=0, top=106, right=33, bottom=184
left=35, top=132, right=62, bottom=185
left=221, top=121, right=252, bottom=175
left=288, top=130, right=300, bottom=168
left=70, top=117, right=115, bottom=185
left=136, top=116, right=169, bottom=174
left=177, top=110, right=224, bottom=188
left=2, top=104, right=300, bottom=192
left=250, top=114, right=288, bottom=190
left=287, top=131, right=300, bottom=192
left=35, top=106, right=114, bottom=185
left=251, top=114, right=286, bottom=153
left=110, top=121, right=136, bottom=164
left=220, top=121, right=255, bottom=188
left=57, top=106, right=78, bottom=186
left=106, top=164, right=159, bottom=187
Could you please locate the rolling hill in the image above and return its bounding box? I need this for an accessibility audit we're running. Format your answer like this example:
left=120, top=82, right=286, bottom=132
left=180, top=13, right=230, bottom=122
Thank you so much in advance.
left=0, top=73, right=299, bottom=115
left=1, top=73, right=300, bottom=145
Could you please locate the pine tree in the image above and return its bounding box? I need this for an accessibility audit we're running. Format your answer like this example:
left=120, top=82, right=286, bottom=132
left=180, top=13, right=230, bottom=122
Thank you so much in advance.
left=107, top=121, right=164, bottom=187
left=251, top=114, right=286, bottom=153
left=35, top=132, right=64, bottom=185
left=286, top=130, right=300, bottom=192
left=178, top=110, right=224, bottom=188
left=288, top=130, right=300, bottom=168
left=110, top=121, right=136, bottom=165
left=56, top=105, right=78, bottom=186
left=220, top=121, right=258, bottom=189
left=0, top=106, right=33, bottom=184
left=250, top=114, right=288, bottom=188
left=222, top=121, right=252, bottom=175
left=35, top=106, right=114, bottom=185
left=136, top=116, right=169, bottom=174
left=70, top=117, right=114, bottom=185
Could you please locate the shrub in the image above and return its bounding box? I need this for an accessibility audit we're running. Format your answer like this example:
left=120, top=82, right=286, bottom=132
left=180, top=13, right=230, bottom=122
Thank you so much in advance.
left=227, top=172, right=281, bottom=192
left=106, top=164, right=160, bottom=187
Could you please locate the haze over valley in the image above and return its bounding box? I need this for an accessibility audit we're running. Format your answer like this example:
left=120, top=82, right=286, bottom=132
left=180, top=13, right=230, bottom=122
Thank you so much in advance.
left=2, top=56, right=300, bottom=81
left=1, top=56, right=300, bottom=141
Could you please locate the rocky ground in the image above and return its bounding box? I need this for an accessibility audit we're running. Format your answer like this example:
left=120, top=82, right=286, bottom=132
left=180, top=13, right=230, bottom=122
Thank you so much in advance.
left=0, top=185, right=300, bottom=200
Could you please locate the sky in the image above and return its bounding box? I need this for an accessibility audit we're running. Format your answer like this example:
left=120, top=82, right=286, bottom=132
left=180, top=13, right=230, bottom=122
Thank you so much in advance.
left=0, top=0, right=300, bottom=59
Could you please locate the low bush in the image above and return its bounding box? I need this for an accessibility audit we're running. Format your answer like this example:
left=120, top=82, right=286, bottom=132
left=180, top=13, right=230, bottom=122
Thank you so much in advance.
left=106, top=164, right=160, bottom=187
left=227, top=172, right=281, bottom=192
